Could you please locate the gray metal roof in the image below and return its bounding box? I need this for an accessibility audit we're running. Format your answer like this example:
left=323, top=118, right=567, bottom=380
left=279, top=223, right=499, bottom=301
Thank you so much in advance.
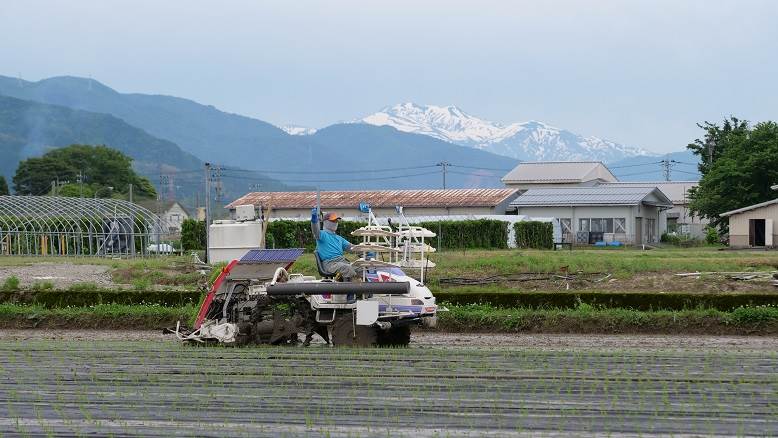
left=599, top=181, right=698, bottom=203
left=720, top=198, right=778, bottom=217
left=501, top=161, right=618, bottom=184
left=510, top=186, right=674, bottom=208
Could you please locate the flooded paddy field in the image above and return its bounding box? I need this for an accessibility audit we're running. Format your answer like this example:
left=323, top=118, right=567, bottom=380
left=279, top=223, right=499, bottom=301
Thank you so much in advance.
left=0, top=335, right=776, bottom=436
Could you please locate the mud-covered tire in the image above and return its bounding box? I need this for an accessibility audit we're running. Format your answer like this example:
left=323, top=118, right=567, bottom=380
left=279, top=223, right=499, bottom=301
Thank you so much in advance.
left=376, top=325, right=411, bottom=347
left=330, top=311, right=377, bottom=347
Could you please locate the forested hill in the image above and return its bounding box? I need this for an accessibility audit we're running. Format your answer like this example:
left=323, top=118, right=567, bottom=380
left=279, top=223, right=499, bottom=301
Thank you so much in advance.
left=0, top=95, right=298, bottom=199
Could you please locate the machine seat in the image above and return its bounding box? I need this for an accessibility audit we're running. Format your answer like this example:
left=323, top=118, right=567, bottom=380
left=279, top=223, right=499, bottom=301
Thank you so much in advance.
left=314, top=251, right=337, bottom=279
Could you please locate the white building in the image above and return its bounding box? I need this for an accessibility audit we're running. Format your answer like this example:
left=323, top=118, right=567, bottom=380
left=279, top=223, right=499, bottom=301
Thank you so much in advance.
left=501, top=161, right=617, bottom=190
left=138, top=201, right=190, bottom=234
left=509, top=186, right=673, bottom=244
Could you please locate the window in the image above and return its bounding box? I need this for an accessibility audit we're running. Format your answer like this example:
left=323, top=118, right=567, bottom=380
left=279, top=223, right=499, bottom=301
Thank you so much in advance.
left=580, top=218, right=624, bottom=233
left=614, top=218, right=626, bottom=233
left=560, top=218, right=572, bottom=234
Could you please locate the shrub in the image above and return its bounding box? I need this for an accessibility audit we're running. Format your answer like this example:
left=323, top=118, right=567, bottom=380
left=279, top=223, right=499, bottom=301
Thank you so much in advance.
left=31, top=281, right=54, bottom=291
left=1, top=276, right=20, bottom=291
left=661, top=232, right=681, bottom=245
left=705, top=226, right=719, bottom=245
left=514, top=221, right=553, bottom=249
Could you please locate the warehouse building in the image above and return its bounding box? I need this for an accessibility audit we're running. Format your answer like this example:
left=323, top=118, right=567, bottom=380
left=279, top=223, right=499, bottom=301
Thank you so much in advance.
left=226, top=189, right=521, bottom=219
left=509, top=186, right=673, bottom=244
left=720, top=199, right=778, bottom=248
left=501, top=161, right=617, bottom=190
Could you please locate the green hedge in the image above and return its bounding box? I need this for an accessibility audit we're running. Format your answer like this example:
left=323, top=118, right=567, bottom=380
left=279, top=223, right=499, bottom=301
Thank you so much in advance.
left=266, top=220, right=364, bottom=251
left=266, top=219, right=510, bottom=251
left=418, top=219, right=509, bottom=249
left=0, top=290, right=201, bottom=308
left=435, top=290, right=778, bottom=311
left=514, top=221, right=553, bottom=249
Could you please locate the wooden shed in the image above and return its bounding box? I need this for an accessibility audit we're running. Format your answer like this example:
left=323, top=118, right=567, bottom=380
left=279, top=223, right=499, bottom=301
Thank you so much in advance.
left=720, top=199, right=778, bottom=248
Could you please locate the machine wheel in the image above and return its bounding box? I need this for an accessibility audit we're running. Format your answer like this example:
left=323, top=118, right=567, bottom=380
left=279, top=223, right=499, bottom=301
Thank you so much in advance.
left=330, top=311, right=377, bottom=347
left=376, top=325, right=411, bottom=347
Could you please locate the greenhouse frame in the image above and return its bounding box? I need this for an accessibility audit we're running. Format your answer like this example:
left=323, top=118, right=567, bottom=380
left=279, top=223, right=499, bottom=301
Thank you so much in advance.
left=0, top=196, right=170, bottom=257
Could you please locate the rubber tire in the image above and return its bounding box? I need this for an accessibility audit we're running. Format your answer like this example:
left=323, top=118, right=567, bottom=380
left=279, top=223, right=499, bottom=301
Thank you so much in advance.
left=376, top=325, right=411, bottom=347
left=330, top=311, right=378, bottom=347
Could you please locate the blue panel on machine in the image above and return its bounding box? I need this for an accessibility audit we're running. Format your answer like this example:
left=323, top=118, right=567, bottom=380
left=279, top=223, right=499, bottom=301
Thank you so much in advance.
left=239, top=248, right=305, bottom=264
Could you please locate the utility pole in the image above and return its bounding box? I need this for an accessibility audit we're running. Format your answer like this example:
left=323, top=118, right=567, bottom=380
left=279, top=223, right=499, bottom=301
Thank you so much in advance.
left=659, top=158, right=676, bottom=182
left=77, top=171, right=83, bottom=198
left=436, top=161, right=450, bottom=189
left=128, top=183, right=133, bottom=203
left=204, top=162, right=211, bottom=263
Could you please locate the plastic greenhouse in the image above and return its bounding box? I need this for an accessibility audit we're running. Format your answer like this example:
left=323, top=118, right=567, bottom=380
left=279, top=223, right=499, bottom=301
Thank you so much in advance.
left=0, top=196, right=169, bottom=257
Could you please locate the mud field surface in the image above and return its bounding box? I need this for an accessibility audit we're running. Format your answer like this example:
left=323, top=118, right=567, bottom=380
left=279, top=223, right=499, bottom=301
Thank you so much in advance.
left=0, top=263, right=114, bottom=288
left=1, top=335, right=776, bottom=437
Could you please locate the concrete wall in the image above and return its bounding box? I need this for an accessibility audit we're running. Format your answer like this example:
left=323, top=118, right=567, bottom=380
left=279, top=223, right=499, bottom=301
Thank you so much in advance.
left=727, top=203, right=778, bottom=247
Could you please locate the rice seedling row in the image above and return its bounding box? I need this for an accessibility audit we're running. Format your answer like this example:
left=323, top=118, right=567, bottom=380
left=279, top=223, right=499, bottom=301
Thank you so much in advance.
left=0, top=341, right=776, bottom=436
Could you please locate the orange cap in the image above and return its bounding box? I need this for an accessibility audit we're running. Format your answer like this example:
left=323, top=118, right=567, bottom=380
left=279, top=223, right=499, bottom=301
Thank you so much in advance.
left=324, top=212, right=342, bottom=221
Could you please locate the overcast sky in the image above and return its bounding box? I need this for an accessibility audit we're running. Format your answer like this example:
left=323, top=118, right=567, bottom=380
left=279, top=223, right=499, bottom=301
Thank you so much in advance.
left=1, top=0, right=777, bottom=153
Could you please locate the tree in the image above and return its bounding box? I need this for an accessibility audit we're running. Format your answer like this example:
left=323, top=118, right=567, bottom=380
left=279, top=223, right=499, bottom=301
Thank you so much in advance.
left=12, top=144, right=157, bottom=198
left=181, top=219, right=207, bottom=251
left=0, top=176, right=8, bottom=195
left=687, top=118, right=778, bottom=231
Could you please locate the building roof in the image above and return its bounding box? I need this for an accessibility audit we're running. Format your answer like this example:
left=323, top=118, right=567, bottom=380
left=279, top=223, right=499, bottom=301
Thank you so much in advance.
left=501, top=161, right=618, bottom=184
left=509, top=186, right=673, bottom=208
left=599, top=181, right=698, bottom=203
left=136, top=200, right=190, bottom=216
left=226, top=189, right=520, bottom=210
left=720, top=198, right=778, bottom=217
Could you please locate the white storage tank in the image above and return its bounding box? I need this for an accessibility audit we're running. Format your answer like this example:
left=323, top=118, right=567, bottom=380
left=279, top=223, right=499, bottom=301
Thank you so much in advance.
left=208, top=220, right=264, bottom=264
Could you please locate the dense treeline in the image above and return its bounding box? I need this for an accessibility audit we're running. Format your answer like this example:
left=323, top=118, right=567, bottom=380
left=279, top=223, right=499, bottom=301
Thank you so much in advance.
left=12, top=144, right=156, bottom=198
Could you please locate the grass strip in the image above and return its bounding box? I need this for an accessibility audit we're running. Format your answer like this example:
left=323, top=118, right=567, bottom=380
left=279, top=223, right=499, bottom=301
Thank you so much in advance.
left=0, top=303, right=197, bottom=329
left=434, top=290, right=778, bottom=311
left=4, top=288, right=778, bottom=312
left=1, top=302, right=777, bottom=335
left=438, top=303, right=778, bottom=335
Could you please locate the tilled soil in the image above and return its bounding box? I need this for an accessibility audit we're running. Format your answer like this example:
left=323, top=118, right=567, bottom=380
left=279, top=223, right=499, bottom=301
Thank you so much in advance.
left=0, top=337, right=775, bottom=437
left=0, top=263, right=114, bottom=288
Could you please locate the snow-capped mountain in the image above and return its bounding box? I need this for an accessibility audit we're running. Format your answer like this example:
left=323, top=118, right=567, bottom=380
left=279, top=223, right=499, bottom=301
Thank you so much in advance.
left=281, top=124, right=317, bottom=135
left=360, top=103, right=654, bottom=162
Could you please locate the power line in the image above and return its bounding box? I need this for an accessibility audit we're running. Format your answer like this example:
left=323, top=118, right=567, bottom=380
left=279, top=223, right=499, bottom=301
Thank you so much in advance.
left=220, top=164, right=439, bottom=175
left=448, top=164, right=514, bottom=172
left=613, top=170, right=662, bottom=178
left=673, top=169, right=701, bottom=176
left=219, top=170, right=441, bottom=184
left=447, top=170, right=502, bottom=177
left=609, top=161, right=662, bottom=169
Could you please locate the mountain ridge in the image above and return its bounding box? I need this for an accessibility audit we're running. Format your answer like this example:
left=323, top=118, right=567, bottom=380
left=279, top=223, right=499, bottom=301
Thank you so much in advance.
left=359, top=103, right=655, bottom=163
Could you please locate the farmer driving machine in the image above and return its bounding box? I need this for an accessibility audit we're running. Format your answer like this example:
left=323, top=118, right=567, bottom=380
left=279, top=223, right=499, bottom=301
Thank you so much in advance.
left=175, top=205, right=440, bottom=347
